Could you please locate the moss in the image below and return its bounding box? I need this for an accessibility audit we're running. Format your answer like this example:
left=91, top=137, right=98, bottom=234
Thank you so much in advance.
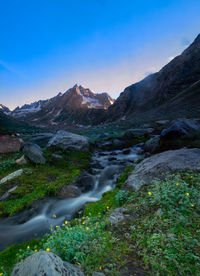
left=0, top=150, right=91, bottom=217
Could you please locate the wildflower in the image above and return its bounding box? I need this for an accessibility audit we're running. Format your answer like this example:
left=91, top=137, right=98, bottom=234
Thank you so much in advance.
left=190, top=176, right=193, bottom=179
left=82, top=221, right=85, bottom=225
left=56, top=226, right=59, bottom=228
left=53, top=214, right=56, bottom=218
left=86, top=227, right=89, bottom=230
left=106, top=206, right=109, bottom=209
left=176, top=183, right=179, bottom=186
left=0, top=273, right=3, bottom=276
left=191, top=204, right=195, bottom=207
left=96, top=222, right=99, bottom=225
left=34, top=249, right=38, bottom=252
left=99, top=266, right=102, bottom=270
left=186, top=193, right=189, bottom=196
left=46, top=248, right=50, bottom=252
left=27, top=246, right=30, bottom=249
left=148, top=192, right=152, bottom=195
left=65, top=220, right=68, bottom=225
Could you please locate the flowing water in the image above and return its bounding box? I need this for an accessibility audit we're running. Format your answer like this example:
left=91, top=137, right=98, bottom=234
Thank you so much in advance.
left=0, top=145, right=142, bottom=251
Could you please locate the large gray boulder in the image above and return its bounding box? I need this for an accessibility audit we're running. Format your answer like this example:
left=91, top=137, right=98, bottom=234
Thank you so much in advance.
left=30, top=133, right=54, bottom=147
left=144, top=135, right=160, bottom=153
left=161, top=118, right=200, bottom=138
left=58, top=185, right=81, bottom=199
left=23, top=143, right=46, bottom=164
left=11, top=251, right=85, bottom=276
left=125, top=148, right=200, bottom=191
left=48, top=130, right=89, bottom=152
left=0, top=137, right=23, bottom=153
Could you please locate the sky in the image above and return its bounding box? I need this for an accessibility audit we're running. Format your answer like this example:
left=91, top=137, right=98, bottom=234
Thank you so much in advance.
left=0, top=0, right=200, bottom=110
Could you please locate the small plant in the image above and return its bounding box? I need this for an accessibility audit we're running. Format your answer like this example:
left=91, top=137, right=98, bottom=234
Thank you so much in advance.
left=115, top=190, right=129, bottom=207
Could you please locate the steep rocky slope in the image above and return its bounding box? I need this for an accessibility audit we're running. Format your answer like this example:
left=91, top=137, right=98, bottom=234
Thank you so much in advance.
left=107, top=34, right=200, bottom=121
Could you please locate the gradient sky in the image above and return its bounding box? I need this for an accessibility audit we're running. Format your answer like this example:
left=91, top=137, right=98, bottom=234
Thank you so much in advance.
left=0, top=0, right=200, bottom=109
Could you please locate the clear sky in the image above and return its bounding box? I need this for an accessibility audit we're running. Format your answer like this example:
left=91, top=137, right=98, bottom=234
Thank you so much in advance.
left=0, top=0, right=200, bottom=109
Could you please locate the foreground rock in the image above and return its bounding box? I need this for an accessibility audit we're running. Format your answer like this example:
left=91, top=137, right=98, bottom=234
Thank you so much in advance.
left=0, top=185, right=18, bottom=201
left=58, top=185, right=81, bottom=199
left=15, top=155, right=27, bottom=165
left=109, top=207, right=130, bottom=225
left=30, top=133, right=54, bottom=147
left=48, top=130, right=89, bottom=152
left=161, top=118, right=200, bottom=138
left=0, top=169, right=23, bottom=185
left=125, top=148, right=200, bottom=191
left=11, top=251, right=85, bottom=276
left=23, top=143, right=46, bottom=164
left=144, top=135, right=160, bottom=153
left=0, top=137, right=23, bottom=153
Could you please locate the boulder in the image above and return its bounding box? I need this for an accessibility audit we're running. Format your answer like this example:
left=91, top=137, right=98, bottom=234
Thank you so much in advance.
left=23, top=143, right=46, bottom=164
left=0, top=169, right=23, bottom=185
left=0, top=137, right=23, bottom=153
left=155, top=120, right=170, bottom=126
left=48, top=130, right=89, bottom=152
left=109, top=208, right=130, bottom=225
left=125, top=148, right=200, bottom=191
left=0, top=185, right=18, bottom=201
left=161, top=118, right=200, bottom=138
left=75, top=174, right=95, bottom=193
left=144, top=135, right=160, bottom=153
left=123, top=128, right=154, bottom=138
left=58, top=185, right=81, bottom=199
left=15, top=155, right=27, bottom=165
left=11, top=251, right=85, bottom=276
left=30, top=133, right=54, bottom=147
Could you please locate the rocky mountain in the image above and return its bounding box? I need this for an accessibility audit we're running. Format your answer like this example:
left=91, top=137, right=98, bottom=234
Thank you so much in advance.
left=0, top=104, right=10, bottom=114
left=11, top=85, right=114, bottom=126
left=107, top=34, right=200, bottom=121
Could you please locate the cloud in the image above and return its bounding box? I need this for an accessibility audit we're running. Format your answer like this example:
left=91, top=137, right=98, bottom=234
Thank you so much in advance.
left=0, top=59, right=24, bottom=77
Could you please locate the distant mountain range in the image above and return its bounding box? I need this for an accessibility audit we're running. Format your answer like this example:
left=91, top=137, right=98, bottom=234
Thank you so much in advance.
left=1, top=85, right=114, bottom=127
left=1, top=34, right=200, bottom=128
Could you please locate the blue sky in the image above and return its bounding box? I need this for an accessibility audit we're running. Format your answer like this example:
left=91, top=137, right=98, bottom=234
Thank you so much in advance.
left=0, top=0, right=200, bottom=109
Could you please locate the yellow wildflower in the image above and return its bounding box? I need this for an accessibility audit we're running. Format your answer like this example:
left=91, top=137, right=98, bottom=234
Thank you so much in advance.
left=191, top=204, right=195, bottom=207
left=106, top=206, right=109, bottom=209
left=53, top=214, right=56, bottom=218
left=176, top=183, right=179, bottom=186
left=86, top=227, right=89, bottom=230
left=82, top=221, right=85, bottom=225
left=148, top=192, right=152, bottom=195
left=99, top=266, right=102, bottom=270
left=56, top=226, right=59, bottom=228
left=34, top=249, right=38, bottom=252
left=65, top=220, right=68, bottom=225
left=190, top=176, right=193, bottom=178
left=46, top=248, right=50, bottom=252
left=186, top=193, right=189, bottom=196
left=27, top=246, right=30, bottom=249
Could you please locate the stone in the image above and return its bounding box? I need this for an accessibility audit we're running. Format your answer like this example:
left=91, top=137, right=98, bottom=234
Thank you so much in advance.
left=51, top=153, right=63, bottom=161
left=48, top=130, right=89, bottom=152
left=15, top=155, right=27, bottom=165
left=123, top=128, right=154, bottom=138
left=11, top=251, right=85, bottom=276
left=155, top=120, right=170, bottom=126
left=23, top=143, right=46, bottom=164
left=109, top=207, right=130, bottom=225
left=30, top=133, right=54, bottom=147
left=0, top=169, right=23, bottom=185
left=125, top=148, right=200, bottom=191
left=58, top=185, right=81, bottom=199
left=0, top=185, right=18, bottom=201
left=75, top=174, right=95, bottom=193
left=144, top=135, right=160, bottom=153
left=161, top=118, right=200, bottom=138
left=0, top=137, right=23, bottom=153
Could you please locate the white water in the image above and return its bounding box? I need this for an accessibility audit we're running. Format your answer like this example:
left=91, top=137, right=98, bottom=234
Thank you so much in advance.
left=0, top=146, right=142, bottom=250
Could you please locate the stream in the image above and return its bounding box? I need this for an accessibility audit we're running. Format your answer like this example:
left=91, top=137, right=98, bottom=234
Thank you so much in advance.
left=0, top=145, right=142, bottom=251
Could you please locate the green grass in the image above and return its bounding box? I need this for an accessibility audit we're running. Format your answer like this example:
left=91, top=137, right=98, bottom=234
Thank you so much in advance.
left=0, top=150, right=91, bottom=216
left=1, top=165, right=200, bottom=275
